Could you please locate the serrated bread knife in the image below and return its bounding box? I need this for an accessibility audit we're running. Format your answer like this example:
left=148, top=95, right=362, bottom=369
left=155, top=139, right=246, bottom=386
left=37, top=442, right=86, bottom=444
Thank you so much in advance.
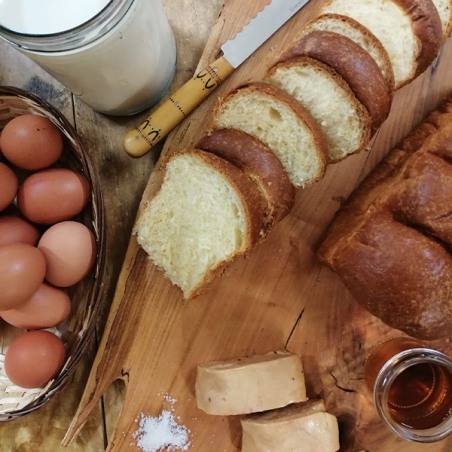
left=123, top=0, right=310, bottom=158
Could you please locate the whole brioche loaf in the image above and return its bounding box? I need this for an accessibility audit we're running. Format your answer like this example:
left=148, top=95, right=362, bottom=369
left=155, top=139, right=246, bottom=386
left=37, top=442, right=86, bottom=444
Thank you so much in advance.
left=135, top=149, right=265, bottom=299
left=317, top=96, right=452, bottom=340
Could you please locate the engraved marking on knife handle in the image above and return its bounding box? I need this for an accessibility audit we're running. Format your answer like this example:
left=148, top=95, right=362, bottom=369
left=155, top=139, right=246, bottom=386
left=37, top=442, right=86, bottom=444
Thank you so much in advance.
left=124, top=56, right=234, bottom=158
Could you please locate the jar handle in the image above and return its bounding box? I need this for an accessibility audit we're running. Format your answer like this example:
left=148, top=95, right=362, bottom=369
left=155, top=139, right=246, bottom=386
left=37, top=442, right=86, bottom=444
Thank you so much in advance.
left=123, top=56, right=234, bottom=158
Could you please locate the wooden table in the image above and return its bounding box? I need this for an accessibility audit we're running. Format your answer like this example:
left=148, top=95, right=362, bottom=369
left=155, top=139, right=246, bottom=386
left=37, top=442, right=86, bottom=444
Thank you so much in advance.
left=1, top=0, right=452, bottom=451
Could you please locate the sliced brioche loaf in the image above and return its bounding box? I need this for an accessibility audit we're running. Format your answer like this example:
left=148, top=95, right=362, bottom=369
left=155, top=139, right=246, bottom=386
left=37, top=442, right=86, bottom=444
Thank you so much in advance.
left=304, top=13, right=395, bottom=93
left=135, top=149, right=265, bottom=299
left=214, top=82, right=327, bottom=188
left=280, top=30, right=392, bottom=131
left=322, top=0, right=443, bottom=88
left=431, top=0, right=452, bottom=37
left=267, top=56, right=372, bottom=162
left=197, top=129, right=295, bottom=232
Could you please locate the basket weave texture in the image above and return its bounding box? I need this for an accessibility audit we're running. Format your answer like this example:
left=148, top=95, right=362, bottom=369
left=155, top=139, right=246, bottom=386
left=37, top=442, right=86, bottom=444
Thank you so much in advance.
left=0, top=86, right=106, bottom=420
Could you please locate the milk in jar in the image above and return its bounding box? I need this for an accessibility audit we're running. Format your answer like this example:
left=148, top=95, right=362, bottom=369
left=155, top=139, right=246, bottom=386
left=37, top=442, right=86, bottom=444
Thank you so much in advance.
left=0, top=0, right=177, bottom=115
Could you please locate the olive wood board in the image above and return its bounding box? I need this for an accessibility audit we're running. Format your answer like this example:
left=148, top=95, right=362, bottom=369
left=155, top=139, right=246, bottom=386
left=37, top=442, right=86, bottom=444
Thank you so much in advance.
left=65, top=0, right=452, bottom=450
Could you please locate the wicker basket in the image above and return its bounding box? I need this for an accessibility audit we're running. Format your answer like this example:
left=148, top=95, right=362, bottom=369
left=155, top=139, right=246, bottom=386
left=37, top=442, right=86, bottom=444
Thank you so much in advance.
left=0, top=86, right=106, bottom=420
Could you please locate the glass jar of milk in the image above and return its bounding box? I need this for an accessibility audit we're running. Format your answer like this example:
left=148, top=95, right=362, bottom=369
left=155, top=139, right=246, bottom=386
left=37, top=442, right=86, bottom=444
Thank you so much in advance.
left=0, top=0, right=177, bottom=116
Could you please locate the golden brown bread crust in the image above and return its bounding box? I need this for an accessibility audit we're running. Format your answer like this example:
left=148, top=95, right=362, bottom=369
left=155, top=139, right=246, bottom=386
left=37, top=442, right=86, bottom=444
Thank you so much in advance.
left=318, top=99, right=452, bottom=256
left=197, top=129, right=295, bottom=233
left=215, top=81, right=329, bottom=186
left=317, top=96, right=452, bottom=340
left=154, top=149, right=267, bottom=249
left=304, top=13, right=396, bottom=94
left=320, top=0, right=444, bottom=87
left=266, top=55, right=373, bottom=163
left=328, top=210, right=452, bottom=339
left=136, top=149, right=267, bottom=300
left=188, top=149, right=266, bottom=248
left=393, top=0, right=444, bottom=76
left=190, top=149, right=266, bottom=298
left=281, top=30, right=392, bottom=131
left=385, top=145, right=452, bottom=245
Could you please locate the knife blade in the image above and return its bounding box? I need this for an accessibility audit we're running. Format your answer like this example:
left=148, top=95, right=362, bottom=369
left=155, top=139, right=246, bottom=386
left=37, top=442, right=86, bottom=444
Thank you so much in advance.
left=123, top=0, right=310, bottom=158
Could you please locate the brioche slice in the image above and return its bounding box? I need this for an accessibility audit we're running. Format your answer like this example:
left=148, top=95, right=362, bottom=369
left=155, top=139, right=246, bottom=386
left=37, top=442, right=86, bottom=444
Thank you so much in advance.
left=267, top=56, right=372, bottom=162
left=135, top=149, right=265, bottom=299
left=431, top=0, right=452, bottom=37
left=304, top=13, right=395, bottom=93
left=281, top=30, right=392, bottom=131
left=241, top=400, right=340, bottom=452
left=214, top=82, right=327, bottom=188
left=197, top=129, right=295, bottom=233
left=195, top=351, right=307, bottom=415
left=322, top=0, right=443, bottom=88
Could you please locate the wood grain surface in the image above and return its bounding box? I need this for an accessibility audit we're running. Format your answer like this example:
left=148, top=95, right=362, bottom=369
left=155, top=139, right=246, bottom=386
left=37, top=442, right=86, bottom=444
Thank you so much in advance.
left=1, top=0, right=451, bottom=451
left=63, top=0, right=452, bottom=451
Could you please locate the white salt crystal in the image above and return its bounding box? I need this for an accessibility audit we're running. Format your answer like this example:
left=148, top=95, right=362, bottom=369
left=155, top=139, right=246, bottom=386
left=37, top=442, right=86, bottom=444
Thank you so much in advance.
left=164, top=394, right=177, bottom=405
left=133, top=410, right=191, bottom=452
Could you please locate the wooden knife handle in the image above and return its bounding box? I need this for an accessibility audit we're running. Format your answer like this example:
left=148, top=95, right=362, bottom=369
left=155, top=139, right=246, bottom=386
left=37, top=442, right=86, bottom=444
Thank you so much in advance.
left=123, top=56, right=234, bottom=158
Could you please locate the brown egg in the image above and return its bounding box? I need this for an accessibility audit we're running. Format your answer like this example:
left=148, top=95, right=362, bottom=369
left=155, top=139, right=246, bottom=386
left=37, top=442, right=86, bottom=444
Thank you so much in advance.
left=0, top=282, right=71, bottom=329
left=38, top=221, right=96, bottom=287
left=0, top=114, right=63, bottom=170
left=0, top=243, right=47, bottom=310
left=18, top=168, right=90, bottom=225
left=0, top=162, right=18, bottom=211
left=0, top=215, right=40, bottom=246
left=4, top=330, right=66, bottom=388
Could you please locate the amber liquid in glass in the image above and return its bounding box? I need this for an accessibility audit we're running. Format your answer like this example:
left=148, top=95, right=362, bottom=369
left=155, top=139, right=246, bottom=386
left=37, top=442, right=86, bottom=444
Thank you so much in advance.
left=365, top=337, right=452, bottom=430
left=388, top=362, right=452, bottom=429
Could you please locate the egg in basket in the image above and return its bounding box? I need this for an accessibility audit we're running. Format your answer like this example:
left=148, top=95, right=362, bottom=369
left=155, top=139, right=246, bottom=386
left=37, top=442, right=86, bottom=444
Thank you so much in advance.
left=0, top=86, right=106, bottom=420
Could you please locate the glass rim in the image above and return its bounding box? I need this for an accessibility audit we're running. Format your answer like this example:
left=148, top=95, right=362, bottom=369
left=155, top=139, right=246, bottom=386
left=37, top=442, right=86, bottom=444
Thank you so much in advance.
left=0, top=0, right=132, bottom=52
left=373, top=348, right=452, bottom=443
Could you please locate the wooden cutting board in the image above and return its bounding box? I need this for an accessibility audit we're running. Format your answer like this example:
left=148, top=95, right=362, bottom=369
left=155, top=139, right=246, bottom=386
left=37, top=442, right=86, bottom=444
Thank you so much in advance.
left=65, top=0, right=452, bottom=450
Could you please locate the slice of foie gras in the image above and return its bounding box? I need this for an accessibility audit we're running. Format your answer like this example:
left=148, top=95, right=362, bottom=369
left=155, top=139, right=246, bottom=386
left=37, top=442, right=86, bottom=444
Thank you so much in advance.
left=195, top=351, right=307, bottom=415
left=241, top=399, right=340, bottom=452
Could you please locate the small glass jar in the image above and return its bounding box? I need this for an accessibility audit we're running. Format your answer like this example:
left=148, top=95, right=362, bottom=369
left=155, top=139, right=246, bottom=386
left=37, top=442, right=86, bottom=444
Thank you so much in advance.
left=0, top=0, right=177, bottom=116
left=364, top=337, right=452, bottom=443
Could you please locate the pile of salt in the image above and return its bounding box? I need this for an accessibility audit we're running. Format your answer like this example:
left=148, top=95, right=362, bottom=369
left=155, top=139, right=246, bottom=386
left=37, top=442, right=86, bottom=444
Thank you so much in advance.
left=133, top=410, right=191, bottom=452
